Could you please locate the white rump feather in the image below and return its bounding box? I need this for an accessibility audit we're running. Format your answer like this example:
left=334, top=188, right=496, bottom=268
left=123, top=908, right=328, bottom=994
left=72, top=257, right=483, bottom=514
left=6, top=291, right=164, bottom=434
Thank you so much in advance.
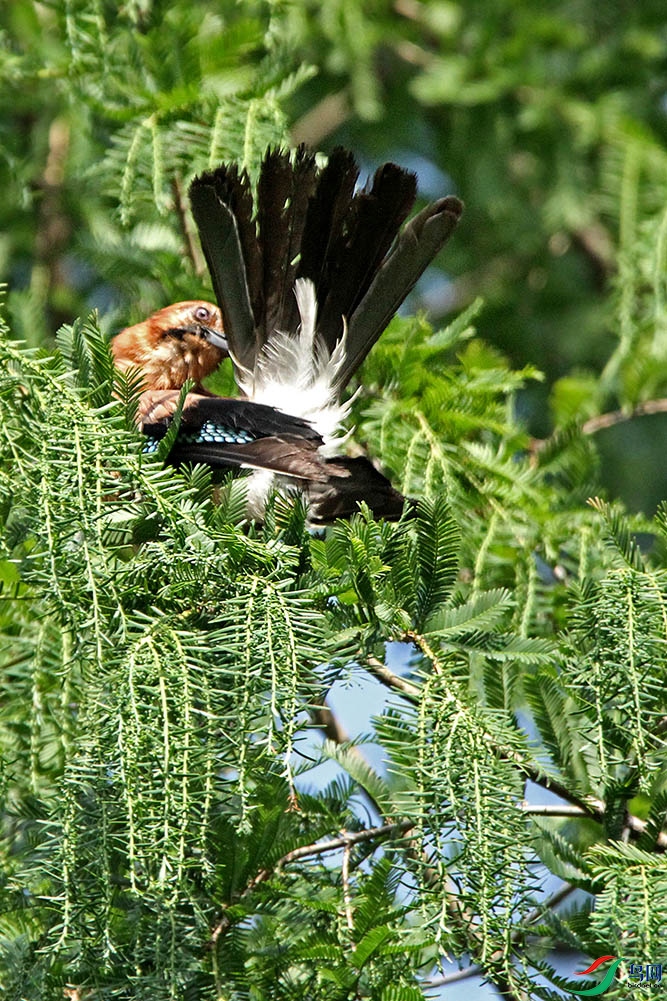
left=235, top=278, right=353, bottom=451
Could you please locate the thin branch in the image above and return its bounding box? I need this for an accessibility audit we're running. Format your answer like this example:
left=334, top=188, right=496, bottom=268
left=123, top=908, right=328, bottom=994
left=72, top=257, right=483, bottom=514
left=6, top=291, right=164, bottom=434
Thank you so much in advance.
left=524, top=881, right=578, bottom=925
left=405, top=629, right=443, bottom=676
left=520, top=803, right=589, bottom=817
left=342, top=836, right=355, bottom=932
left=368, top=642, right=597, bottom=814
left=311, top=699, right=355, bottom=743
left=582, top=398, right=667, bottom=435
left=272, top=820, right=414, bottom=867
left=365, top=654, right=420, bottom=700
left=210, top=820, right=414, bottom=944
left=171, top=175, right=206, bottom=278
left=310, top=697, right=387, bottom=822
left=290, top=90, right=352, bottom=147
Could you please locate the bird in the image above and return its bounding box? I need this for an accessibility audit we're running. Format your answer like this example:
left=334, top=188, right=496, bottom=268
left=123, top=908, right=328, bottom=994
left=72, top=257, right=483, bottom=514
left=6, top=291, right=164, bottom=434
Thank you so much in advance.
left=112, top=146, right=463, bottom=523
left=111, top=300, right=228, bottom=392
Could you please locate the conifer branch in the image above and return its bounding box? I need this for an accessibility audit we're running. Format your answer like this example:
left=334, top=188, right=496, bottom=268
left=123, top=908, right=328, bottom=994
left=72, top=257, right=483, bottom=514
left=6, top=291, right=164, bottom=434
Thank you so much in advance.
left=365, top=654, right=420, bottom=700
left=364, top=656, right=667, bottom=846
left=210, top=821, right=415, bottom=943
left=171, top=175, right=206, bottom=278
left=581, top=398, right=667, bottom=435
left=519, top=803, right=590, bottom=816
left=342, top=838, right=355, bottom=932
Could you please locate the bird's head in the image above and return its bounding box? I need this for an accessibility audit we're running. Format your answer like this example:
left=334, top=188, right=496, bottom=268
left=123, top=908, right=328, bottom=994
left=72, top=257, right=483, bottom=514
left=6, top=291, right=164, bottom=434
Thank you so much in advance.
left=111, top=300, right=228, bottom=390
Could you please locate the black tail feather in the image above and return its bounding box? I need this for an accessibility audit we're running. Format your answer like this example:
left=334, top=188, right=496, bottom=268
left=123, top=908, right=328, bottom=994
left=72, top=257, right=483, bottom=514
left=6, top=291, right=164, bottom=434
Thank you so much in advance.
left=307, top=455, right=407, bottom=523
left=189, top=146, right=462, bottom=393
left=297, top=147, right=359, bottom=305
left=341, top=195, right=463, bottom=388
left=189, top=166, right=259, bottom=375
left=257, top=147, right=319, bottom=344
left=317, top=161, right=417, bottom=352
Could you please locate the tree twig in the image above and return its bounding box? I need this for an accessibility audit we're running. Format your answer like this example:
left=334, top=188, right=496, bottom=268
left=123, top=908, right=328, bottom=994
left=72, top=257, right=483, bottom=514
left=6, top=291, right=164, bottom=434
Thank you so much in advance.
left=582, top=398, right=667, bottom=435
left=171, top=175, right=206, bottom=278
left=520, top=803, right=590, bottom=817
left=311, top=699, right=355, bottom=743
left=365, top=654, right=420, bottom=700
left=310, top=696, right=387, bottom=822
left=290, top=91, right=352, bottom=147
left=210, top=820, right=414, bottom=944
left=342, top=837, right=355, bottom=932
left=366, top=646, right=597, bottom=813
left=32, top=117, right=71, bottom=335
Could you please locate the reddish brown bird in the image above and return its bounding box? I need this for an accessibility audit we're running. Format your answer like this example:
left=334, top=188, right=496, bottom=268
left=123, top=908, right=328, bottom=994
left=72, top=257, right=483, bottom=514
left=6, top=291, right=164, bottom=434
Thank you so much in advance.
left=112, top=298, right=405, bottom=522
left=111, top=300, right=227, bottom=394
left=112, top=146, right=463, bottom=522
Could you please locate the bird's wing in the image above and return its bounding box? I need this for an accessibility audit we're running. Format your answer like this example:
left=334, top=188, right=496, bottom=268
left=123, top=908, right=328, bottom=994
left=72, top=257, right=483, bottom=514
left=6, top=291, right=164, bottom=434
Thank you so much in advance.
left=164, top=435, right=329, bottom=482
left=141, top=393, right=327, bottom=479
left=138, top=392, right=407, bottom=518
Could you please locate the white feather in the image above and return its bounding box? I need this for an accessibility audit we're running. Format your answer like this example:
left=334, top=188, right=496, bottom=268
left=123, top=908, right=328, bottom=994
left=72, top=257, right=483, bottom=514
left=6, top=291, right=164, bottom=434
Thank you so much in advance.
left=235, top=278, right=352, bottom=452
left=244, top=469, right=277, bottom=521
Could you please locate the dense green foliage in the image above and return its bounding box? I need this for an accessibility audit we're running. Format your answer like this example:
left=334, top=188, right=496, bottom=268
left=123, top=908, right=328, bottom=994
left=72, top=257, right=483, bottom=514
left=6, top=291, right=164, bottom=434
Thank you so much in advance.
left=1, top=2, right=666, bottom=999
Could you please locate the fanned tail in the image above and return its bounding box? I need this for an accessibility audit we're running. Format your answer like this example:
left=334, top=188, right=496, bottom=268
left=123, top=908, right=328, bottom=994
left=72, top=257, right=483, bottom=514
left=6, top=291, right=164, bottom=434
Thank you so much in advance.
left=185, top=145, right=462, bottom=522
left=188, top=146, right=462, bottom=397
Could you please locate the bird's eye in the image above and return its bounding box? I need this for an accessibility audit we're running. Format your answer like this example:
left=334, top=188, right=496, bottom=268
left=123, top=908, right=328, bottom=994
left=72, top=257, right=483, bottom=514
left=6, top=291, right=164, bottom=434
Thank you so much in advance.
left=194, top=306, right=210, bottom=323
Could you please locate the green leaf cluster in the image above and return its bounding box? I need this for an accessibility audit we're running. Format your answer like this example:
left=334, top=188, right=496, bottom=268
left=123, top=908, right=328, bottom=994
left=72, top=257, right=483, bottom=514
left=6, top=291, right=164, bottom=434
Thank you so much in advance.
left=0, top=301, right=665, bottom=998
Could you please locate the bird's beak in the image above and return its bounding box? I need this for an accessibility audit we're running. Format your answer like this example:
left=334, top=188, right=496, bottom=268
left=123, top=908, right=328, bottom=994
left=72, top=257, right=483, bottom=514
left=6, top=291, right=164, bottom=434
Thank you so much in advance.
left=201, top=327, right=229, bottom=352
left=175, top=321, right=229, bottom=352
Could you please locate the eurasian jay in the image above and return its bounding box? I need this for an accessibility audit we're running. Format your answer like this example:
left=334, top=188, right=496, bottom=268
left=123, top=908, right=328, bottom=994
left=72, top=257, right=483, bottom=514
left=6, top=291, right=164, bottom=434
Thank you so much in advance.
left=111, top=147, right=463, bottom=523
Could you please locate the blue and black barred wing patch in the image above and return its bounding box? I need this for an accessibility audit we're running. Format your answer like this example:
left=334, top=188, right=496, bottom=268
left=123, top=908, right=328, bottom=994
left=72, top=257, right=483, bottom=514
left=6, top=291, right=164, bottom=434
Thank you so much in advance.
left=142, top=395, right=326, bottom=479
left=181, top=397, right=321, bottom=440
left=142, top=418, right=255, bottom=455
left=181, top=419, right=256, bottom=446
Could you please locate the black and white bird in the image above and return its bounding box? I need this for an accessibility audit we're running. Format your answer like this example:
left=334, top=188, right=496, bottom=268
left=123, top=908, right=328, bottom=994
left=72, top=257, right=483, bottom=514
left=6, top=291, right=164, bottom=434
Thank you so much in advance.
left=113, top=146, right=462, bottom=523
